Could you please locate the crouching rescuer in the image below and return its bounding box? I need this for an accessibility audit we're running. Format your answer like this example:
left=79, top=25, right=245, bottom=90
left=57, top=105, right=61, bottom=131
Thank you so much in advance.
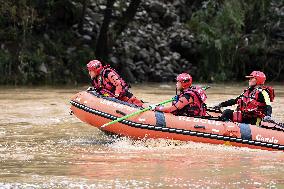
left=87, top=59, right=143, bottom=107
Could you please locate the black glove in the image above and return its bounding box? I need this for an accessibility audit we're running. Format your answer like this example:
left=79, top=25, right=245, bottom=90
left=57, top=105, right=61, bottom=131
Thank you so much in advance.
left=173, top=95, right=179, bottom=102
left=263, top=116, right=272, bottom=122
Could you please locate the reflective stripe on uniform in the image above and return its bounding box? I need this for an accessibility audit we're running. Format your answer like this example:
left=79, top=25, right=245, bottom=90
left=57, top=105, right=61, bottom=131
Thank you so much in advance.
left=262, top=90, right=271, bottom=105
left=256, top=117, right=262, bottom=126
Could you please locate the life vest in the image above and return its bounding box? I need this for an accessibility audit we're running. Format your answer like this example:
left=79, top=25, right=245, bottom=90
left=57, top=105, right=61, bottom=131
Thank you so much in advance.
left=236, top=86, right=274, bottom=119
left=173, top=86, right=207, bottom=116
left=91, top=66, right=129, bottom=98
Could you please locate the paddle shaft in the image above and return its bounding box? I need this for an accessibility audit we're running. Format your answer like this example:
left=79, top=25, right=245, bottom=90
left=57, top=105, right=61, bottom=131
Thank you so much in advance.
left=206, top=107, right=222, bottom=114
left=267, top=119, right=284, bottom=128
left=101, top=86, right=210, bottom=128
left=101, top=98, right=174, bottom=128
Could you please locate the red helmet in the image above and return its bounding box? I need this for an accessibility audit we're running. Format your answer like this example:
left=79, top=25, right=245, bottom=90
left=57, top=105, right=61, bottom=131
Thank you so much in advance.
left=87, top=60, right=103, bottom=74
left=245, top=71, right=266, bottom=85
left=176, top=73, right=192, bottom=88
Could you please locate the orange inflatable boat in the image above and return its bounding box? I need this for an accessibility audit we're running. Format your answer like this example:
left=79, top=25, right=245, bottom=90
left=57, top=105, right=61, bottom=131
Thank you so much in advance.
left=70, top=91, right=284, bottom=151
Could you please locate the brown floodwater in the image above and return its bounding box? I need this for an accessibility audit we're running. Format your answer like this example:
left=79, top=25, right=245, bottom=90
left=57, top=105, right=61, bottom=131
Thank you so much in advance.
left=0, top=83, right=284, bottom=188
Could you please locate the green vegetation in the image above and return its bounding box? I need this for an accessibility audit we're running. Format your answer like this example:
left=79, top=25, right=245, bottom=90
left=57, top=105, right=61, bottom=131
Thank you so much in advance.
left=188, top=0, right=283, bottom=82
left=0, top=0, right=94, bottom=85
left=189, top=0, right=245, bottom=81
left=0, top=0, right=282, bottom=85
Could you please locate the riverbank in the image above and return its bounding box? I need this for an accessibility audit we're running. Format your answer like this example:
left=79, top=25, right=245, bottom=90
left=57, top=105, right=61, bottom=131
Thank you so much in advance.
left=0, top=0, right=283, bottom=85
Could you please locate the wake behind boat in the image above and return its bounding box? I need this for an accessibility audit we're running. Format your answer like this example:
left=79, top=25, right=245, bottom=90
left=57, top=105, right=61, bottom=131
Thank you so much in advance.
left=70, top=90, right=284, bottom=151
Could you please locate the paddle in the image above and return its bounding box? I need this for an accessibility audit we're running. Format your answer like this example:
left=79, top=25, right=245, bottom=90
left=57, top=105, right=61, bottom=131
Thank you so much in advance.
left=206, top=107, right=222, bottom=114
left=101, top=86, right=211, bottom=128
left=264, top=119, right=284, bottom=129
left=100, top=98, right=175, bottom=128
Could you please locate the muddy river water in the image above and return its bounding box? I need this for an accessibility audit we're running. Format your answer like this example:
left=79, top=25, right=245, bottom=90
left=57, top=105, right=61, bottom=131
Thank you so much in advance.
left=0, top=83, right=283, bottom=188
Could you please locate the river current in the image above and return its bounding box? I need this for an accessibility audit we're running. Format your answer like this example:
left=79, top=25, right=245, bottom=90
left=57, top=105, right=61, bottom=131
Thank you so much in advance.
left=0, top=83, right=283, bottom=188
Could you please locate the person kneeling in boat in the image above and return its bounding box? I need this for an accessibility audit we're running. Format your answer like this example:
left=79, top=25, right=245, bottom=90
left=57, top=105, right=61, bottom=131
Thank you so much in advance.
left=214, top=71, right=274, bottom=126
left=86, top=59, right=143, bottom=107
left=154, top=73, right=207, bottom=117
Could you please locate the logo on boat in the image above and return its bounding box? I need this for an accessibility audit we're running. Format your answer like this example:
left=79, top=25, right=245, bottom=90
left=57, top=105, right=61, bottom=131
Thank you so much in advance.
left=100, top=99, right=136, bottom=111
left=178, top=116, right=222, bottom=126
left=256, top=134, right=278, bottom=144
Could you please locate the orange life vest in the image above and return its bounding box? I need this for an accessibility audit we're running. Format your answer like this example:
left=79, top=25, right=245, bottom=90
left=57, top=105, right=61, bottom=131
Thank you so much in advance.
left=92, top=66, right=129, bottom=97
left=236, top=86, right=274, bottom=119
left=173, top=86, right=207, bottom=116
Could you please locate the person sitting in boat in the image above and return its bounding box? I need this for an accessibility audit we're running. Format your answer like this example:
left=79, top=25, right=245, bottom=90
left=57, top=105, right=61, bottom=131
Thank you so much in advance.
left=154, top=73, right=207, bottom=117
left=86, top=59, right=143, bottom=107
left=214, top=71, right=275, bottom=125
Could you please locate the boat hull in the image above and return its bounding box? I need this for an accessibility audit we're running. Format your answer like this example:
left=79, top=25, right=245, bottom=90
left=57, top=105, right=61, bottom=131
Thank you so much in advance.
left=70, top=91, right=284, bottom=151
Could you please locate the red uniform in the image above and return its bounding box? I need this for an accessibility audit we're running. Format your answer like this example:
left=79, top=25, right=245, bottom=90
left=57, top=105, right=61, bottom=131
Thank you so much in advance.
left=87, top=60, right=143, bottom=107
left=218, top=86, right=274, bottom=124
left=91, top=66, right=143, bottom=107
left=216, top=71, right=274, bottom=125
left=236, top=86, right=274, bottom=119
left=156, top=86, right=207, bottom=117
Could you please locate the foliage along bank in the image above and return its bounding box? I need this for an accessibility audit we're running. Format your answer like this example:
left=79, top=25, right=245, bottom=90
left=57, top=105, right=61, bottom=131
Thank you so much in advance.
left=0, top=0, right=282, bottom=85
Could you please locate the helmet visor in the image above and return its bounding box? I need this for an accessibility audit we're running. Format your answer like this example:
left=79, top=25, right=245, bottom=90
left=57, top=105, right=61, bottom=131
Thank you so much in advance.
left=245, top=75, right=254, bottom=79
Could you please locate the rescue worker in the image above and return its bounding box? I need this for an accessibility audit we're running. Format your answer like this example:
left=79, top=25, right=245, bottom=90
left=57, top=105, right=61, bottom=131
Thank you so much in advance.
left=214, top=71, right=274, bottom=125
left=155, top=73, right=207, bottom=116
left=87, top=59, right=143, bottom=107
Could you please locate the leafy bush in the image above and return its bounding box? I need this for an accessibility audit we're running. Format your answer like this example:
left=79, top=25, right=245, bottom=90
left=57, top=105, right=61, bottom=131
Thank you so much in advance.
left=187, top=0, right=281, bottom=82
left=188, top=0, right=246, bottom=81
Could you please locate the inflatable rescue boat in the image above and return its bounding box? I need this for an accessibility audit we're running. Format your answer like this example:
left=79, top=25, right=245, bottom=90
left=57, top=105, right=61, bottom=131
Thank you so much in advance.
left=70, top=91, right=284, bottom=151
